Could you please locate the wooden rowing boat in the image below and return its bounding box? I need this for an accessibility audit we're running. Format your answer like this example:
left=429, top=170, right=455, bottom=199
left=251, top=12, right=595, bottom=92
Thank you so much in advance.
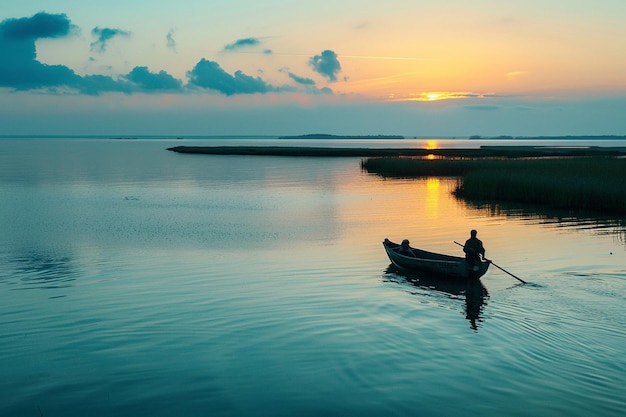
left=383, top=238, right=490, bottom=279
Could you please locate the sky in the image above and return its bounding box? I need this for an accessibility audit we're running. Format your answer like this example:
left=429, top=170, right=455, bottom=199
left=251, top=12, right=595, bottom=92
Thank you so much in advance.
left=1, top=0, right=625, bottom=137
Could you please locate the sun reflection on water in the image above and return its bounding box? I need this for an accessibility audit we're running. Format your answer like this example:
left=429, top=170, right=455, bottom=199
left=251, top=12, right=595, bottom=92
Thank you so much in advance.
left=425, top=178, right=441, bottom=220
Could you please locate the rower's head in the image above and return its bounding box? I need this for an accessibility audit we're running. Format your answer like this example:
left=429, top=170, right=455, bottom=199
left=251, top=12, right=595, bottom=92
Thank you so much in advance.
left=470, top=229, right=477, bottom=237
left=401, top=239, right=410, bottom=247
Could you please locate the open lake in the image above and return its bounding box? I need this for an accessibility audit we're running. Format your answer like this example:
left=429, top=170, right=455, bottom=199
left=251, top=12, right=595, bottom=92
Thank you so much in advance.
left=1, top=138, right=624, bottom=416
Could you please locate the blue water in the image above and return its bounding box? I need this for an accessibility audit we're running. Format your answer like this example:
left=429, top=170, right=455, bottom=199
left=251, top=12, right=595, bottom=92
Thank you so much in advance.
left=1, top=138, right=625, bottom=416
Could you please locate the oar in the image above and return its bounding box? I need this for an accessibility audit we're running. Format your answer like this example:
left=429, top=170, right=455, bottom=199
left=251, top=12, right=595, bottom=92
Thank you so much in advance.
left=454, top=241, right=526, bottom=284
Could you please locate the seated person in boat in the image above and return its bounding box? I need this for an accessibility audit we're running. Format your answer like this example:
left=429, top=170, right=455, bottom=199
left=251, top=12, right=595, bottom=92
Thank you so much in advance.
left=463, top=229, right=485, bottom=265
left=397, top=239, right=416, bottom=257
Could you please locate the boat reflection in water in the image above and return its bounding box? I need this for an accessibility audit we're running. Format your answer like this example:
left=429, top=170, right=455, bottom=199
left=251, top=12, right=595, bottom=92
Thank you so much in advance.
left=384, top=265, right=489, bottom=331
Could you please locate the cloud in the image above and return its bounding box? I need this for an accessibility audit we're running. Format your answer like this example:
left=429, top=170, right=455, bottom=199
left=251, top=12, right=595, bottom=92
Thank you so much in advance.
left=284, top=71, right=332, bottom=95
left=125, top=66, right=183, bottom=91
left=166, top=29, right=176, bottom=50
left=187, top=58, right=281, bottom=95
left=309, top=50, right=341, bottom=82
left=0, top=11, right=75, bottom=40
left=80, top=74, right=132, bottom=95
left=287, top=72, right=316, bottom=86
left=0, top=12, right=182, bottom=95
left=0, top=12, right=82, bottom=90
left=90, top=27, right=131, bottom=54
left=0, top=13, right=333, bottom=97
left=0, top=12, right=132, bottom=94
left=224, top=37, right=261, bottom=51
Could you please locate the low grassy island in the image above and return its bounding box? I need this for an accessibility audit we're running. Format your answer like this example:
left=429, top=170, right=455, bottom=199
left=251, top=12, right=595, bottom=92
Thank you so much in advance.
left=362, top=155, right=626, bottom=217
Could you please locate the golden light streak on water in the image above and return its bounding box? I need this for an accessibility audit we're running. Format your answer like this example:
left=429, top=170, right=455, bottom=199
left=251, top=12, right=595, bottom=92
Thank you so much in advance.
left=424, top=178, right=442, bottom=221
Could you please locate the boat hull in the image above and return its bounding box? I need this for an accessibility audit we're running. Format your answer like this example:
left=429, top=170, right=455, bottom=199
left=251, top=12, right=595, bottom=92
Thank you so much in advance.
left=383, top=239, right=489, bottom=279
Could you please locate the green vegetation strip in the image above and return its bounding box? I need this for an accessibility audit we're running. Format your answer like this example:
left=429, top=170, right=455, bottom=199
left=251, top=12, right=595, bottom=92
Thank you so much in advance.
left=362, top=157, right=626, bottom=216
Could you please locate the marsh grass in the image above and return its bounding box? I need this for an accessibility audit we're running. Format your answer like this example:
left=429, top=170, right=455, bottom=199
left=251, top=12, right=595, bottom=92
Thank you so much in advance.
left=361, top=157, right=626, bottom=216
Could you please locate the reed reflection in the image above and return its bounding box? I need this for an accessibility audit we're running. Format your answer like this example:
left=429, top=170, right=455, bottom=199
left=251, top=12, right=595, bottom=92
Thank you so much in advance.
left=384, top=266, right=489, bottom=331
left=462, top=200, right=626, bottom=245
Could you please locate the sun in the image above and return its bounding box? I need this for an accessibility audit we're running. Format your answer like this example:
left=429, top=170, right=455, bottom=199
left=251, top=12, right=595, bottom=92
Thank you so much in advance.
left=425, top=140, right=439, bottom=150
left=426, top=92, right=443, bottom=101
left=397, top=91, right=482, bottom=102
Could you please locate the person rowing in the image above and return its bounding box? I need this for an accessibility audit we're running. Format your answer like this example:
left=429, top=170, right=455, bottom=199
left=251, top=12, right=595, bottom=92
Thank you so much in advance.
left=463, top=229, right=485, bottom=267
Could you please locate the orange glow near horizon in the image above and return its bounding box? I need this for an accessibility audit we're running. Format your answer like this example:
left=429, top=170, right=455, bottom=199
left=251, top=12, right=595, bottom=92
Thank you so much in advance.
left=425, top=140, right=439, bottom=150
left=406, top=91, right=479, bottom=102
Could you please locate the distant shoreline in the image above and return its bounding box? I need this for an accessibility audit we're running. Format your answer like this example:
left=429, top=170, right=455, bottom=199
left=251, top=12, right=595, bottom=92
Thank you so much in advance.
left=2, top=134, right=626, bottom=140
left=469, top=135, right=626, bottom=140
left=277, top=134, right=405, bottom=139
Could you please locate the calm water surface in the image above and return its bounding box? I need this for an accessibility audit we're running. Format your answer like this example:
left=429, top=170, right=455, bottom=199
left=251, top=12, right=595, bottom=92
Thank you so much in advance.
left=1, top=138, right=624, bottom=416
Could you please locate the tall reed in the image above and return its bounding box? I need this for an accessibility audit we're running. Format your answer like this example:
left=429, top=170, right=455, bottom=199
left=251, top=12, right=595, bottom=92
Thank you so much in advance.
left=362, top=157, right=626, bottom=216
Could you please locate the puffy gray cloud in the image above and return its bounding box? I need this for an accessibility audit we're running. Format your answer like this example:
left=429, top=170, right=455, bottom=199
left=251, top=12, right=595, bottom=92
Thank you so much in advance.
left=90, top=27, right=130, bottom=54
left=309, top=50, right=341, bottom=82
left=0, top=13, right=127, bottom=95
left=0, top=12, right=333, bottom=97
left=187, top=58, right=278, bottom=95
left=80, top=74, right=132, bottom=95
left=0, top=12, right=83, bottom=90
left=0, top=12, right=184, bottom=95
left=125, top=66, right=183, bottom=91
left=0, top=12, right=74, bottom=40
left=187, top=59, right=334, bottom=96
